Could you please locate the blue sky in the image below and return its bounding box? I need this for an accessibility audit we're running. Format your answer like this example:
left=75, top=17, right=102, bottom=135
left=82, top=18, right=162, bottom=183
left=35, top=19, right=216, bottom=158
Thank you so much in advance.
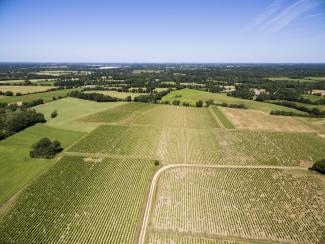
left=0, top=0, right=324, bottom=62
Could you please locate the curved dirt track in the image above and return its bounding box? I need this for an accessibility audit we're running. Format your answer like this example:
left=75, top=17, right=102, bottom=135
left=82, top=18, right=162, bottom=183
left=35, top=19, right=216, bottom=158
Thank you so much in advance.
left=137, top=164, right=307, bottom=244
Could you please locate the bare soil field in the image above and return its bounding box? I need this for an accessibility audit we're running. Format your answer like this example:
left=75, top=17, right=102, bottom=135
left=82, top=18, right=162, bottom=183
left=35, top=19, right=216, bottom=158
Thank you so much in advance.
left=148, top=167, right=325, bottom=243
left=221, top=107, right=320, bottom=132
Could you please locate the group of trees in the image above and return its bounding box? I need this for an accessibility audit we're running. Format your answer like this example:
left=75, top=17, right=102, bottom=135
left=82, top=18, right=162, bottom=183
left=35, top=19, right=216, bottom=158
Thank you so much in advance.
left=271, top=101, right=325, bottom=117
left=30, top=138, right=63, bottom=159
left=68, top=91, right=119, bottom=102
left=0, top=104, right=46, bottom=140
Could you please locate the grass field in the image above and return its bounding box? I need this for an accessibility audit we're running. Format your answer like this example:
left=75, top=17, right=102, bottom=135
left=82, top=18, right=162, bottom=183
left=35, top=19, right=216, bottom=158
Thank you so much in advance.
left=209, top=106, right=235, bottom=129
left=0, top=156, right=158, bottom=243
left=0, top=85, right=54, bottom=95
left=267, top=99, right=325, bottom=112
left=303, top=94, right=325, bottom=102
left=35, top=97, right=124, bottom=132
left=0, top=88, right=79, bottom=104
left=85, top=90, right=147, bottom=99
left=268, top=77, right=325, bottom=83
left=221, top=107, right=320, bottom=132
left=148, top=167, right=325, bottom=243
left=161, top=89, right=307, bottom=114
left=0, top=124, right=84, bottom=205
left=68, top=125, right=161, bottom=158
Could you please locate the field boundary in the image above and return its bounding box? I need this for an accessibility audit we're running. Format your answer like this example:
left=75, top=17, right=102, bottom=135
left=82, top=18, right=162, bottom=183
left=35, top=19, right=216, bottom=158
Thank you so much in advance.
left=208, top=106, right=224, bottom=128
left=138, top=164, right=308, bottom=244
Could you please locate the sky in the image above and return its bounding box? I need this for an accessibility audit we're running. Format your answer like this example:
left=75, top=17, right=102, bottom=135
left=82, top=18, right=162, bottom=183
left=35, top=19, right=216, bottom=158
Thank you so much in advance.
left=0, top=0, right=324, bottom=63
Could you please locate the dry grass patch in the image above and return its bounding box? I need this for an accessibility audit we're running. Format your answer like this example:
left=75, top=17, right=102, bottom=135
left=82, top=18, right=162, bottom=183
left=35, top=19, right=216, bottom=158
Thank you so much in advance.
left=221, top=107, right=318, bottom=132
left=0, top=86, right=54, bottom=95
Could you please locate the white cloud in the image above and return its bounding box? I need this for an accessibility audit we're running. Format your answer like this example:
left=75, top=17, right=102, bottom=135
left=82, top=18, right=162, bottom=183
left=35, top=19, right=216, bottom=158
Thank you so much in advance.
left=244, top=0, right=322, bottom=33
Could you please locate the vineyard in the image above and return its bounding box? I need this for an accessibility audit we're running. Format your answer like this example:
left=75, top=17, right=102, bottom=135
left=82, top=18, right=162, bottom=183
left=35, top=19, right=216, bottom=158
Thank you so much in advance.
left=80, top=102, right=155, bottom=123
left=148, top=232, right=248, bottom=243
left=148, top=167, right=325, bottom=243
left=68, top=125, right=162, bottom=158
left=157, top=128, right=325, bottom=165
left=0, top=156, right=158, bottom=243
left=134, top=105, right=219, bottom=128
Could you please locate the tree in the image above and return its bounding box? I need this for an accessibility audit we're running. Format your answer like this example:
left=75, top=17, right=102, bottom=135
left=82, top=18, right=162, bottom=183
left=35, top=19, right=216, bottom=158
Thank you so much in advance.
left=125, top=96, right=132, bottom=102
left=51, top=110, right=58, bottom=118
left=309, top=159, right=325, bottom=174
left=4, top=91, right=14, bottom=96
left=196, top=100, right=203, bottom=107
left=172, top=100, right=180, bottom=106
left=30, top=138, right=63, bottom=159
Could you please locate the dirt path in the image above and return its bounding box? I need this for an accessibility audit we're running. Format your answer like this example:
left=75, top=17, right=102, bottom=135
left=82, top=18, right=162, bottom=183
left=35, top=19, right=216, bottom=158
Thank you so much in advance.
left=137, top=164, right=307, bottom=244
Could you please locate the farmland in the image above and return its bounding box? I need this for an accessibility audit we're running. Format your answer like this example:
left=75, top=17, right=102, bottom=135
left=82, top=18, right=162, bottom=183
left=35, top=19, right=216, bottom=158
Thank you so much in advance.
left=0, top=85, right=55, bottom=95
left=0, top=156, right=158, bottom=243
left=0, top=88, right=80, bottom=104
left=0, top=124, right=83, bottom=205
left=157, top=128, right=325, bottom=166
left=221, top=107, right=319, bottom=132
left=68, top=125, right=161, bottom=158
left=161, top=89, right=307, bottom=114
left=147, top=167, right=325, bottom=243
left=84, top=90, right=147, bottom=99
left=0, top=64, right=325, bottom=244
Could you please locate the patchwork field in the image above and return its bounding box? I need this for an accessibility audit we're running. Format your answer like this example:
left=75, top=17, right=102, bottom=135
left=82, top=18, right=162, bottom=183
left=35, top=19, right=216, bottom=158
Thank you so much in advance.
left=0, top=88, right=80, bottom=104
left=0, top=124, right=84, bottom=205
left=0, top=156, right=158, bottom=243
left=147, top=167, right=325, bottom=243
left=0, top=85, right=54, bottom=95
left=221, top=107, right=319, bottom=132
left=35, top=97, right=124, bottom=132
left=161, top=89, right=307, bottom=114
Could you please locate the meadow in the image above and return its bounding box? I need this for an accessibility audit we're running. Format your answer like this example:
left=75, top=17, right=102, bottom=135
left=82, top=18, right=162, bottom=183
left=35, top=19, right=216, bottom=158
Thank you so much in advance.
left=0, top=156, right=158, bottom=243
left=148, top=167, right=325, bottom=243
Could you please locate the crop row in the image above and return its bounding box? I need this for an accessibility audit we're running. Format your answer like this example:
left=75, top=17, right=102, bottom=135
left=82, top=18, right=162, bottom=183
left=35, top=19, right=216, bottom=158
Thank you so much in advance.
left=0, top=156, right=157, bottom=243
left=134, top=105, right=219, bottom=128
left=80, top=102, right=155, bottom=123
left=68, top=125, right=162, bottom=158
left=149, top=167, right=325, bottom=243
left=148, top=232, right=245, bottom=243
left=157, top=128, right=325, bottom=166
